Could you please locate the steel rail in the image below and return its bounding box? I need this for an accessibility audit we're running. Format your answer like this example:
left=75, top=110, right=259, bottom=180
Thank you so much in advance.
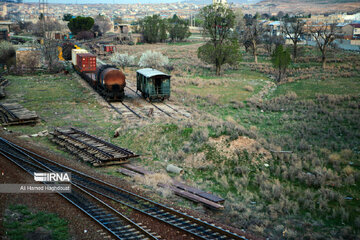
left=1, top=138, right=248, bottom=240
left=119, top=102, right=143, bottom=119
left=70, top=127, right=139, bottom=157
left=125, top=86, right=173, bottom=118
left=0, top=104, right=18, bottom=120
left=0, top=139, right=157, bottom=240
left=54, top=128, right=114, bottom=158
left=50, top=133, right=102, bottom=165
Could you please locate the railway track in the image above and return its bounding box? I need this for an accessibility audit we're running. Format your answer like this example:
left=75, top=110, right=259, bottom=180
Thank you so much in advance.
left=0, top=137, right=248, bottom=240
left=124, top=84, right=190, bottom=120
left=0, top=137, right=157, bottom=240
left=92, top=55, right=190, bottom=121
left=125, top=86, right=173, bottom=118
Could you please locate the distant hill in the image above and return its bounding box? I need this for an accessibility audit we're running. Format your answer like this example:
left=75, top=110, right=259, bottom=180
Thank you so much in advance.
left=252, top=0, right=360, bottom=14
left=182, top=0, right=262, bottom=4
left=258, top=0, right=359, bottom=4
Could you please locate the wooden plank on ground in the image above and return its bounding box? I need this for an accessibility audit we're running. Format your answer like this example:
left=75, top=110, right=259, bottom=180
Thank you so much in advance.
left=158, top=183, right=224, bottom=210
left=172, top=181, right=225, bottom=204
left=117, top=168, right=141, bottom=177
left=122, top=164, right=153, bottom=175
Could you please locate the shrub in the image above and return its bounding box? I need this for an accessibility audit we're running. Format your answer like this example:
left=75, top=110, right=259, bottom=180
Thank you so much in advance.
left=343, top=166, right=354, bottom=176
left=0, top=41, right=15, bottom=70
left=340, top=149, right=353, bottom=161
left=244, top=85, right=254, bottom=92
left=110, top=52, right=136, bottom=70
left=139, top=50, right=169, bottom=69
left=328, top=153, right=341, bottom=165
left=76, top=31, right=94, bottom=40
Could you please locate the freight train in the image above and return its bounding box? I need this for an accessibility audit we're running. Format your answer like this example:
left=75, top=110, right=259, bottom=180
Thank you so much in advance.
left=71, top=48, right=126, bottom=101
left=70, top=46, right=170, bottom=102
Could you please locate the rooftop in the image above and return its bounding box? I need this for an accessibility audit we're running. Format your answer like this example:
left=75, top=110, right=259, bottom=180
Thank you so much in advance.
left=137, top=68, right=169, bottom=78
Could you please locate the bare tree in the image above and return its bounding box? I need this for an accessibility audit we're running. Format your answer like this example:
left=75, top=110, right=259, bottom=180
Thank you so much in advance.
left=31, top=19, right=63, bottom=38
left=35, top=18, right=64, bottom=72
left=282, top=18, right=305, bottom=62
left=263, top=34, right=285, bottom=55
left=93, top=15, right=112, bottom=36
left=310, top=22, right=336, bottom=69
left=243, top=18, right=263, bottom=63
left=42, top=39, right=63, bottom=73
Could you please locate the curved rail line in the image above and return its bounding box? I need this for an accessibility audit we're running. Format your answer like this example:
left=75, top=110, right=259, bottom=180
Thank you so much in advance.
left=0, top=137, right=157, bottom=240
left=1, top=137, right=248, bottom=240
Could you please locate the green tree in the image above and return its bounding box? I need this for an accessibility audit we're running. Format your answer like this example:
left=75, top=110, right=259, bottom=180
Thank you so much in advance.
left=62, top=14, right=73, bottom=21
left=67, top=16, right=94, bottom=35
left=159, top=20, right=167, bottom=42
left=139, top=15, right=164, bottom=43
left=167, top=14, right=190, bottom=42
left=271, top=45, right=291, bottom=83
left=197, top=4, right=241, bottom=75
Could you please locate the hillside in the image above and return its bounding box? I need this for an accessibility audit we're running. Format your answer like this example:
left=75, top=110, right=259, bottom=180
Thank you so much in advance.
left=182, top=0, right=262, bottom=4
left=252, top=0, right=360, bottom=14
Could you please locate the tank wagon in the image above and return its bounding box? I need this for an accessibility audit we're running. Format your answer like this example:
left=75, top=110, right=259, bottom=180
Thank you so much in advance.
left=96, top=65, right=126, bottom=100
left=136, top=68, right=170, bottom=101
left=71, top=48, right=126, bottom=101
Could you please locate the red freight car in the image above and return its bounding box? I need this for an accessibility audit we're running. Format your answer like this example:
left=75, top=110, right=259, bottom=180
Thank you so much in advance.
left=76, top=53, right=96, bottom=72
left=103, top=45, right=115, bottom=53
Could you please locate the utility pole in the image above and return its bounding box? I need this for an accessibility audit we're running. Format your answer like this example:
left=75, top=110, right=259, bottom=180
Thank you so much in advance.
left=39, top=0, right=47, bottom=38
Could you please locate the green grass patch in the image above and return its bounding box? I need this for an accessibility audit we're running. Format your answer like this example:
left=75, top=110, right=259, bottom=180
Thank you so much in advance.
left=273, top=76, right=360, bottom=99
left=4, top=205, right=69, bottom=240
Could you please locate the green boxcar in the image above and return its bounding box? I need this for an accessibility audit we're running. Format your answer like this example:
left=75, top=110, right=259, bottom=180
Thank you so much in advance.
left=136, top=68, right=171, bottom=101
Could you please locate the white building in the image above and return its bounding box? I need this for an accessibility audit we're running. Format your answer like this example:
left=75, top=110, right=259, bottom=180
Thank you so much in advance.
left=343, top=12, right=360, bottom=22
left=213, top=0, right=227, bottom=5
left=0, top=4, right=8, bottom=18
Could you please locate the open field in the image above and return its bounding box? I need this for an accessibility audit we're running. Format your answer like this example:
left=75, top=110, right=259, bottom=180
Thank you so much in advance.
left=2, top=41, right=360, bottom=239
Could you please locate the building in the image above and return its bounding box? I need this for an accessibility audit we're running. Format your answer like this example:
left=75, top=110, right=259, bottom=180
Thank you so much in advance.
left=16, top=47, right=42, bottom=69
left=268, top=21, right=282, bottom=36
left=0, top=4, right=7, bottom=18
left=213, top=0, right=227, bottom=5
left=335, top=23, right=354, bottom=39
left=350, top=23, right=360, bottom=39
left=114, top=24, right=130, bottom=34
left=0, top=21, right=13, bottom=32
left=343, top=12, right=360, bottom=22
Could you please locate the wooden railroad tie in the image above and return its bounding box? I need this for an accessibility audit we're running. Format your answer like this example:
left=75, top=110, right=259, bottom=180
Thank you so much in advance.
left=117, top=163, right=225, bottom=209
left=0, top=103, right=38, bottom=126
left=50, top=127, right=138, bottom=167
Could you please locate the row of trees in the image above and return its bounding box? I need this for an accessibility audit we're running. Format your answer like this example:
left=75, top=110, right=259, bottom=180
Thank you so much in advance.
left=138, top=14, right=191, bottom=43
left=197, top=4, right=337, bottom=77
